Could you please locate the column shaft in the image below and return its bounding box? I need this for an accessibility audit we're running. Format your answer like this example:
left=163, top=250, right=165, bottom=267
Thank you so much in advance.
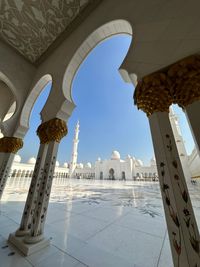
left=25, top=141, right=59, bottom=243
left=149, top=112, right=200, bottom=266
left=15, top=144, right=48, bottom=236
left=0, top=153, right=15, bottom=199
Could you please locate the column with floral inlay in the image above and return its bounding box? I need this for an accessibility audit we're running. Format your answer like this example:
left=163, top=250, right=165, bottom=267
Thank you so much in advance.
left=24, top=118, right=68, bottom=244
left=15, top=140, right=48, bottom=236
left=134, top=72, right=200, bottom=267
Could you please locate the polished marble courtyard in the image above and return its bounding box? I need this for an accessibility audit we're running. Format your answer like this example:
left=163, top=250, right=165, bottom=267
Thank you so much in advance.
left=1, top=177, right=200, bottom=267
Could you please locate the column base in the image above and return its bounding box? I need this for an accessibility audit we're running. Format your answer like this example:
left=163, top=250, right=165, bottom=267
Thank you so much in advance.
left=24, top=233, right=44, bottom=244
left=8, top=233, right=50, bottom=256
left=15, top=228, right=30, bottom=237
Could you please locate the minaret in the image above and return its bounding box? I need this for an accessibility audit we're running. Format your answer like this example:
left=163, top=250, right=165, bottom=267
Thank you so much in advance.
left=169, top=107, right=191, bottom=181
left=69, top=121, right=80, bottom=178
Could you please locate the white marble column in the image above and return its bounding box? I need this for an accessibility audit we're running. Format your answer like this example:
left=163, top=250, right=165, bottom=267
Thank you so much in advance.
left=134, top=69, right=200, bottom=266
left=8, top=118, right=67, bottom=255
left=15, top=143, right=48, bottom=236
left=24, top=141, right=59, bottom=243
left=184, top=100, right=200, bottom=156
left=149, top=111, right=200, bottom=266
left=0, top=152, right=15, bottom=198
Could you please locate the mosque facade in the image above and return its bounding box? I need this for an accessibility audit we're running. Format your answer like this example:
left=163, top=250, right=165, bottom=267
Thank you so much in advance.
left=94, top=152, right=157, bottom=181
left=10, top=109, right=200, bottom=181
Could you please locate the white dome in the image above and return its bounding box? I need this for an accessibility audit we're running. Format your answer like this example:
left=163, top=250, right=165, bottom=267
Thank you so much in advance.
left=111, top=150, right=120, bottom=160
left=135, top=159, right=143, bottom=166
left=97, top=157, right=101, bottom=161
left=63, top=162, right=68, bottom=168
left=14, top=154, right=21, bottom=163
left=28, top=157, right=36, bottom=164
left=86, top=162, right=92, bottom=168
left=56, top=161, right=59, bottom=167
left=79, top=163, right=84, bottom=169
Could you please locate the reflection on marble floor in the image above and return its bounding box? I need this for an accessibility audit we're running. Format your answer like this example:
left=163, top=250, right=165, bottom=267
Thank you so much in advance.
left=1, top=177, right=200, bottom=267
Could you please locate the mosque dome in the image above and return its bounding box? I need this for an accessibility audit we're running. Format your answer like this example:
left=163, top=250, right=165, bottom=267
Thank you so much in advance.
left=56, top=161, right=59, bottom=167
left=28, top=157, right=36, bottom=164
left=14, top=154, right=21, bottom=163
left=86, top=162, right=92, bottom=168
left=111, top=150, right=120, bottom=160
left=79, top=163, right=84, bottom=169
left=63, top=162, right=68, bottom=168
left=135, top=159, right=143, bottom=166
left=97, top=157, right=101, bottom=161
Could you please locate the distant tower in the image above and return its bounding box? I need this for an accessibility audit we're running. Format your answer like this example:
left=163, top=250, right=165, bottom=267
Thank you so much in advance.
left=169, top=107, right=191, bottom=181
left=69, top=121, right=80, bottom=178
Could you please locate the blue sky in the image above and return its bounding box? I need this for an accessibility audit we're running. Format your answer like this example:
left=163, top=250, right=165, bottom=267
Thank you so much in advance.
left=20, top=35, right=195, bottom=165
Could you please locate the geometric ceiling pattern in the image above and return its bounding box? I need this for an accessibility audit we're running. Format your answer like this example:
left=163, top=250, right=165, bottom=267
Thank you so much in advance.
left=0, top=0, right=97, bottom=63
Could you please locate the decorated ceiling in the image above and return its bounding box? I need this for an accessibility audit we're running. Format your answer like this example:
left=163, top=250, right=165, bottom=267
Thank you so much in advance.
left=0, top=0, right=99, bottom=63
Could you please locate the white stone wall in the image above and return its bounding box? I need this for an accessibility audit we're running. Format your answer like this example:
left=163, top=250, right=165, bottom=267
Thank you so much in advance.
left=10, top=156, right=158, bottom=181
left=95, top=157, right=158, bottom=181
left=10, top=162, right=69, bottom=178
left=134, top=165, right=158, bottom=179
left=75, top=166, right=95, bottom=179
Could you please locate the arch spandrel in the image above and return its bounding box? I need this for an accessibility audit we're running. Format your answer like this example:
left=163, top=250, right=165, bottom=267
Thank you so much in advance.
left=0, top=39, right=35, bottom=94
left=40, top=20, right=132, bottom=123
left=40, top=75, right=76, bottom=123
left=0, top=72, right=18, bottom=137
left=19, top=74, right=52, bottom=129
left=2, top=74, right=53, bottom=138
left=0, top=81, right=15, bottom=121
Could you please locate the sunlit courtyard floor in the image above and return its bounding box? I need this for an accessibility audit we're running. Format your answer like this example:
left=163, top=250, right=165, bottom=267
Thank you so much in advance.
left=1, top=177, right=200, bottom=267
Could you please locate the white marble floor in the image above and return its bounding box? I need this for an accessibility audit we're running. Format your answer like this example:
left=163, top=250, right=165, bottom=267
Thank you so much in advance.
left=1, top=177, right=200, bottom=267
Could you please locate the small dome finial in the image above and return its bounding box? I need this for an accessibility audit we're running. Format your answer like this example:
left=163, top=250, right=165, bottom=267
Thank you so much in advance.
left=111, top=150, right=120, bottom=160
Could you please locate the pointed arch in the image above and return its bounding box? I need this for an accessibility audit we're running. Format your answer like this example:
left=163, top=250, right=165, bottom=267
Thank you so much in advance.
left=62, top=19, right=133, bottom=103
left=20, top=74, right=52, bottom=130
left=0, top=72, right=17, bottom=122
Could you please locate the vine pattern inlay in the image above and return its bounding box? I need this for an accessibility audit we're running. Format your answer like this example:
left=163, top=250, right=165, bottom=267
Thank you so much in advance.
left=160, top=134, right=200, bottom=266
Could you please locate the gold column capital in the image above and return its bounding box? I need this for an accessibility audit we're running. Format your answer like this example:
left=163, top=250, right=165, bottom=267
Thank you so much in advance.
left=168, top=55, right=200, bottom=107
left=0, top=137, right=23, bottom=153
left=134, top=72, right=172, bottom=116
left=37, top=118, right=68, bottom=144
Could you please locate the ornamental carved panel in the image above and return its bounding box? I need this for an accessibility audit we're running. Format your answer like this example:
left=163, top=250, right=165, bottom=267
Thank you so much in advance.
left=0, top=0, right=94, bottom=63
